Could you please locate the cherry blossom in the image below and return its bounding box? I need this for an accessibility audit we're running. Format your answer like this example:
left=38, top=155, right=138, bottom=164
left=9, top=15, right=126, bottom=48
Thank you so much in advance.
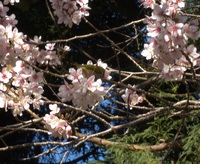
left=49, top=0, right=91, bottom=28
left=0, top=58, right=46, bottom=117
left=76, top=0, right=89, bottom=6
left=43, top=112, right=72, bottom=139
left=151, top=4, right=167, bottom=21
left=0, top=1, right=9, bottom=17
left=72, top=10, right=82, bottom=25
left=58, top=60, right=110, bottom=109
left=64, top=1, right=78, bottom=14
left=147, top=22, right=162, bottom=37
left=33, top=35, right=42, bottom=43
left=141, top=43, right=154, bottom=60
left=80, top=4, right=90, bottom=16
left=183, top=45, right=200, bottom=59
left=58, top=81, right=73, bottom=102
left=141, top=0, right=200, bottom=80
left=0, top=67, right=12, bottom=83
left=172, top=0, right=185, bottom=8
left=49, top=104, right=60, bottom=115
left=68, top=68, right=83, bottom=82
left=140, top=0, right=155, bottom=9
left=45, top=43, right=55, bottom=51
left=122, top=85, right=143, bottom=109
left=63, top=45, right=71, bottom=51
left=29, top=70, right=43, bottom=83
left=183, top=19, right=200, bottom=40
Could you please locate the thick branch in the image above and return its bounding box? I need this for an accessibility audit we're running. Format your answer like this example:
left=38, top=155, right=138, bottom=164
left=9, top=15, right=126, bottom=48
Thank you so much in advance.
left=76, top=132, right=181, bottom=152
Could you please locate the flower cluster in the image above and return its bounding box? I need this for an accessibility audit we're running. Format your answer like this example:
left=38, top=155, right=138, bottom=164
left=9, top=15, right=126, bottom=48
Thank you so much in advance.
left=0, top=2, right=62, bottom=67
left=0, top=2, right=65, bottom=116
left=122, top=84, right=143, bottom=109
left=141, top=0, right=200, bottom=80
left=0, top=61, right=45, bottom=116
left=43, top=104, right=72, bottom=139
left=58, top=59, right=111, bottom=109
left=49, top=0, right=91, bottom=28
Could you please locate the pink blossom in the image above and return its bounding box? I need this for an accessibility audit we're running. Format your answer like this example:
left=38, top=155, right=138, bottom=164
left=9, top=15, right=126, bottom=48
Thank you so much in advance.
left=0, top=68, right=12, bottom=83
left=6, top=14, right=18, bottom=26
left=19, top=95, right=31, bottom=110
left=147, top=22, right=162, bottom=37
left=49, top=0, right=91, bottom=28
left=167, top=21, right=183, bottom=37
left=161, top=64, right=186, bottom=80
left=58, top=60, right=108, bottom=109
left=170, top=66, right=186, bottom=80
left=103, top=70, right=112, bottom=80
left=176, top=56, right=190, bottom=68
left=141, top=0, right=200, bottom=80
left=122, top=85, right=142, bottom=109
left=96, top=59, right=107, bottom=69
left=57, top=10, right=67, bottom=24
left=80, top=4, right=91, bottom=16
left=151, top=4, right=167, bottom=21
left=45, top=51, right=61, bottom=65
left=29, top=83, right=44, bottom=95
left=12, top=27, right=24, bottom=45
left=72, top=10, right=82, bottom=25
left=58, top=81, right=73, bottom=102
left=76, top=0, right=89, bottom=5
left=183, top=19, right=200, bottom=40
left=32, top=96, right=44, bottom=110
left=0, top=83, right=7, bottom=92
left=63, top=45, right=71, bottom=51
left=49, top=104, right=60, bottom=114
left=0, top=2, right=9, bottom=17
left=68, top=68, right=83, bottom=82
left=85, top=75, right=103, bottom=92
left=183, top=45, right=200, bottom=59
left=0, top=24, right=13, bottom=39
left=29, top=70, right=43, bottom=83
left=64, top=1, right=78, bottom=14
left=140, top=0, right=156, bottom=9
left=7, top=95, right=31, bottom=116
left=45, top=43, right=55, bottom=51
left=172, top=0, right=185, bottom=8
left=12, top=75, right=26, bottom=87
left=64, top=125, right=72, bottom=137
left=33, top=35, right=42, bottom=43
left=12, top=105, right=24, bottom=116
left=43, top=114, right=72, bottom=139
left=141, top=43, right=154, bottom=60
left=50, top=0, right=63, bottom=11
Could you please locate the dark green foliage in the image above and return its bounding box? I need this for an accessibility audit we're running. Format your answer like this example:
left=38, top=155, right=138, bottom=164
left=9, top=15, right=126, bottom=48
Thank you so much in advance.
left=105, top=149, right=160, bottom=164
left=95, top=111, right=200, bottom=164
left=178, top=118, right=200, bottom=163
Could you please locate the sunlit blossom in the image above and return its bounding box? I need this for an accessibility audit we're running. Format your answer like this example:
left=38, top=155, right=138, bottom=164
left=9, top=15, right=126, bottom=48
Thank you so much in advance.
left=43, top=113, right=72, bottom=139
left=49, top=0, right=91, bottom=28
left=141, top=0, right=200, bottom=80
left=122, top=85, right=143, bottom=109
